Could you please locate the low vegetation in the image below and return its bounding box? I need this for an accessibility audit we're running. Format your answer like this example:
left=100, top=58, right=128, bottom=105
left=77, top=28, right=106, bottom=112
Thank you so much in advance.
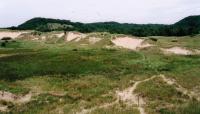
left=0, top=30, right=200, bottom=114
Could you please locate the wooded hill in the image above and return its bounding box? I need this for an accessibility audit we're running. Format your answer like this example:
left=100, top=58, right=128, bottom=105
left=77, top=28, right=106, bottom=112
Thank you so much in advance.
left=9, top=15, right=200, bottom=37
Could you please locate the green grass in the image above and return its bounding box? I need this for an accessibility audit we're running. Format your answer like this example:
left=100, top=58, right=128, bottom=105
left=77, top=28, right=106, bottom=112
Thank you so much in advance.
left=135, top=77, right=189, bottom=114
left=0, top=34, right=200, bottom=114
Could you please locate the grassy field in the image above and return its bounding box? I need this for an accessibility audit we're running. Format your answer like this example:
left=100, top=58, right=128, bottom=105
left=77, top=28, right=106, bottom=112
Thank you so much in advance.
left=0, top=32, right=200, bottom=114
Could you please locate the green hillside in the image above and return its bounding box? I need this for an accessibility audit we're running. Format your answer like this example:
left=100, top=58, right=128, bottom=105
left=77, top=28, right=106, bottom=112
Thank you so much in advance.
left=12, top=15, right=200, bottom=36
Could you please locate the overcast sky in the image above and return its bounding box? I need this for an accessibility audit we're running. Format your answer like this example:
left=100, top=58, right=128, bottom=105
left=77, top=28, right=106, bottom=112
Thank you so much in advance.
left=0, top=0, right=200, bottom=27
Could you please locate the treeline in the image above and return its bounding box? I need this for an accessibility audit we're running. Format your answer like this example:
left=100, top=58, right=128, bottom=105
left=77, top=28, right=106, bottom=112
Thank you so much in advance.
left=10, top=15, right=200, bottom=37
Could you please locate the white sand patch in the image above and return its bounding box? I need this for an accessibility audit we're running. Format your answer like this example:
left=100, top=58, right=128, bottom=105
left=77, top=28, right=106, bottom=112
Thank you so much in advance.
left=65, top=32, right=86, bottom=42
left=0, top=31, right=29, bottom=39
left=112, top=37, right=143, bottom=50
left=162, top=47, right=192, bottom=55
left=88, top=37, right=101, bottom=44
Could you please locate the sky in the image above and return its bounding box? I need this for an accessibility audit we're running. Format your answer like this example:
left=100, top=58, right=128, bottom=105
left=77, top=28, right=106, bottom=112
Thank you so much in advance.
left=0, top=0, right=200, bottom=27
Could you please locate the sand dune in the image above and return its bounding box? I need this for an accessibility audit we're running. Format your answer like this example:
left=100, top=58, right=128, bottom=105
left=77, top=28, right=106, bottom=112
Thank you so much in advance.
left=112, top=37, right=152, bottom=50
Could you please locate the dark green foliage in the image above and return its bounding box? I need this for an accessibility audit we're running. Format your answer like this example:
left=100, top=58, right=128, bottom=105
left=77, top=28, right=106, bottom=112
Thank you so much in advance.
left=13, top=15, right=200, bottom=36
left=149, top=37, right=158, bottom=42
left=1, top=42, right=6, bottom=47
left=1, top=37, right=12, bottom=41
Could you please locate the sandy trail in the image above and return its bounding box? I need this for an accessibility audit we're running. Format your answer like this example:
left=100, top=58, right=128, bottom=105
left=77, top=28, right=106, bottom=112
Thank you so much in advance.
left=116, top=76, right=160, bottom=114
left=160, top=75, right=200, bottom=101
left=0, top=75, right=197, bottom=113
left=76, top=75, right=199, bottom=114
left=161, top=47, right=192, bottom=55
left=77, top=76, right=158, bottom=114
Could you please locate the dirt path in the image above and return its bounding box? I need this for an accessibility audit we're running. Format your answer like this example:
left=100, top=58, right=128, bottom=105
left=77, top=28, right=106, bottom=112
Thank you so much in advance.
left=160, top=75, right=200, bottom=101
left=76, top=76, right=158, bottom=114
left=1, top=75, right=197, bottom=113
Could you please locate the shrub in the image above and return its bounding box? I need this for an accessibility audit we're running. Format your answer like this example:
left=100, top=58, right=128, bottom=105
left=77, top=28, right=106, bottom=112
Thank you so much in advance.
left=149, top=37, right=158, bottom=42
left=1, top=37, right=12, bottom=41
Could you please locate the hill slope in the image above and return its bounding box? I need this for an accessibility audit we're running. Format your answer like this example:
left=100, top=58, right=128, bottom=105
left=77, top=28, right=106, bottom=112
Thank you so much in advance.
left=14, top=15, right=200, bottom=36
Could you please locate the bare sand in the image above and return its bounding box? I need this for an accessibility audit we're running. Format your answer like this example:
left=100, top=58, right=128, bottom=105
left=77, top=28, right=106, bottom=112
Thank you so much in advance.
left=112, top=37, right=152, bottom=50
left=76, top=74, right=200, bottom=114
left=0, top=31, right=29, bottom=39
left=65, top=32, right=86, bottom=42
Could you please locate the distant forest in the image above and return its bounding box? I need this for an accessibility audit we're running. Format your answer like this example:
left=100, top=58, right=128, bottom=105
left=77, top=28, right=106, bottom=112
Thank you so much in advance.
left=9, top=15, right=200, bottom=37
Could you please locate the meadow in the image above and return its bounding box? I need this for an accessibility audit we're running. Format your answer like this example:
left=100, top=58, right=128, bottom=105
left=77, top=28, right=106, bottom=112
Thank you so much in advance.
left=0, top=31, right=200, bottom=114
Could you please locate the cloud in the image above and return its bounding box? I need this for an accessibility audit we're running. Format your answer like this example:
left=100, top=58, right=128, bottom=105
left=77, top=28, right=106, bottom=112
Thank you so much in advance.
left=0, top=0, right=200, bottom=27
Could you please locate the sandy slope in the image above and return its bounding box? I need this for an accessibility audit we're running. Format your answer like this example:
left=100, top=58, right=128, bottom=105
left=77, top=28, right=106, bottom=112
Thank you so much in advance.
left=65, top=32, right=86, bottom=42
